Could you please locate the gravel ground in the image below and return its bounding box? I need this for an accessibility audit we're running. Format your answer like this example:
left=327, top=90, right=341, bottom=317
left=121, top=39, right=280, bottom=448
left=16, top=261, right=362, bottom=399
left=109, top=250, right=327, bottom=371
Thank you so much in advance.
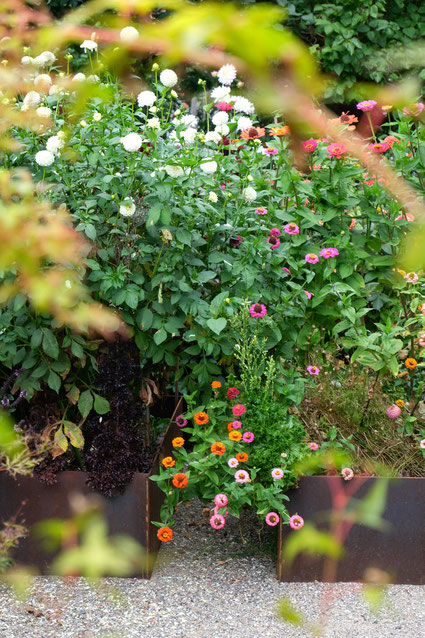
left=0, top=499, right=423, bottom=638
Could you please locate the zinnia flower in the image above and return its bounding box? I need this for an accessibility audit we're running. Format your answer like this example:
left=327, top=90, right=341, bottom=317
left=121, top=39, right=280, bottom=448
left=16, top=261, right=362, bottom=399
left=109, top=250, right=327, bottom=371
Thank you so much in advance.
left=327, top=143, right=347, bottom=159
left=160, top=69, right=178, bottom=87
left=214, top=494, right=228, bottom=507
left=387, top=404, right=401, bottom=419
left=395, top=399, right=405, bottom=408
left=320, top=247, right=339, bottom=258
left=216, top=101, right=233, bottom=111
left=229, top=430, right=242, bottom=441
left=249, top=303, right=267, bottom=318
left=231, top=420, right=242, bottom=429
left=341, top=468, right=354, bottom=481
left=172, top=437, right=184, bottom=448
left=267, top=236, right=280, bottom=249
left=172, top=473, right=188, bottom=488
left=232, top=404, right=246, bottom=416
left=306, top=366, right=320, bottom=375
left=228, top=457, right=239, bottom=468
left=402, top=103, right=425, bottom=117
left=175, top=414, right=188, bottom=427
left=357, top=100, right=377, bottom=112
left=255, top=207, right=268, bottom=215
left=270, top=126, right=290, bottom=136
left=420, top=439, right=425, bottom=449
left=217, top=63, right=237, bottom=85
left=211, top=381, right=222, bottom=389
left=240, top=127, right=265, bottom=140
left=283, top=222, right=299, bottom=235
left=302, top=139, right=318, bottom=153
left=162, top=456, right=175, bottom=468
left=271, top=468, right=284, bottom=480
left=157, top=526, right=173, bottom=542
left=210, top=514, right=226, bottom=529
left=289, top=514, right=304, bottom=530
left=242, top=432, right=254, bottom=443
left=236, top=452, right=248, bottom=462
left=235, top=469, right=250, bottom=483
left=404, top=272, right=419, bottom=283
left=211, top=442, right=226, bottom=455
left=265, top=512, right=280, bottom=526
left=305, top=253, right=319, bottom=264
left=270, top=228, right=281, bottom=236
left=226, top=387, right=240, bottom=399
left=368, top=142, right=389, bottom=153
left=194, top=411, right=209, bottom=425
left=405, top=358, right=417, bottom=370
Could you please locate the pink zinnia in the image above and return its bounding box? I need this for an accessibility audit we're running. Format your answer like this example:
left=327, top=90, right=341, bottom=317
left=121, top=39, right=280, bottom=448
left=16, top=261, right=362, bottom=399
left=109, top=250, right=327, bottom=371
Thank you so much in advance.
left=232, top=404, right=246, bottom=416
left=228, top=457, right=239, bottom=468
left=175, top=414, right=188, bottom=427
left=267, top=235, right=280, bottom=249
left=357, top=100, right=377, bottom=112
left=270, top=228, right=281, bottom=236
left=308, top=442, right=319, bottom=451
left=255, top=207, right=268, bottom=215
left=210, top=514, right=226, bottom=529
left=341, top=467, right=354, bottom=481
left=395, top=213, right=415, bottom=222
left=306, top=365, right=320, bottom=375
left=216, top=101, right=234, bottom=111
left=284, top=222, right=299, bottom=235
left=242, top=432, right=254, bottom=443
left=227, top=387, right=240, bottom=399
left=214, top=494, right=228, bottom=507
left=271, top=468, right=284, bottom=479
left=302, top=139, right=318, bottom=153
left=420, top=439, right=425, bottom=449
left=387, top=404, right=401, bottom=419
left=320, top=247, right=339, bottom=259
left=402, top=103, right=425, bottom=117
left=249, top=303, right=267, bottom=318
left=231, top=420, right=242, bottom=429
left=289, top=514, right=304, bottom=530
left=327, top=143, right=347, bottom=159
left=235, top=469, right=250, bottom=483
left=304, top=290, right=312, bottom=299
left=265, top=512, right=280, bottom=526
left=265, top=147, right=278, bottom=156
left=282, top=267, right=291, bottom=275
left=368, top=142, right=389, bottom=153
left=305, top=253, right=319, bottom=264
left=404, top=272, right=418, bottom=283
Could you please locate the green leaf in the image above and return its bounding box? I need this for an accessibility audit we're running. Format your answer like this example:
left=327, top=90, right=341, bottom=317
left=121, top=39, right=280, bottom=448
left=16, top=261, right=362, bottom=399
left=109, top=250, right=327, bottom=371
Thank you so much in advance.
left=42, top=328, right=59, bottom=359
left=207, top=317, right=227, bottom=335
left=78, top=389, right=93, bottom=419
left=146, top=203, right=161, bottom=226
left=93, top=393, right=110, bottom=415
left=282, top=523, right=343, bottom=566
left=63, top=421, right=84, bottom=448
left=176, top=228, right=192, bottom=245
left=47, top=370, right=61, bottom=393
left=277, top=598, right=304, bottom=626
left=54, top=426, right=68, bottom=454
left=71, top=340, right=85, bottom=358
left=153, top=328, right=167, bottom=345
left=138, top=308, right=153, bottom=330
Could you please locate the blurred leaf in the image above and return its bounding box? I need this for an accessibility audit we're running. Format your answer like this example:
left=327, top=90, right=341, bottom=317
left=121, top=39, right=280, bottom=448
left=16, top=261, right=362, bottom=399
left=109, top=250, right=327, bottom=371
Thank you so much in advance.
left=363, top=583, right=388, bottom=614
left=345, top=479, right=390, bottom=532
left=277, top=597, right=304, bottom=626
left=282, top=523, right=343, bottom=566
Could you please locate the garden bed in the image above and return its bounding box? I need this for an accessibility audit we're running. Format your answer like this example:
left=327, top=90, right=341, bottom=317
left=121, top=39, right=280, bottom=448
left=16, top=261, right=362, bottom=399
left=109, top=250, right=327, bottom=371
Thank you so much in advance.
left=277, top=476, right=425, bottom=585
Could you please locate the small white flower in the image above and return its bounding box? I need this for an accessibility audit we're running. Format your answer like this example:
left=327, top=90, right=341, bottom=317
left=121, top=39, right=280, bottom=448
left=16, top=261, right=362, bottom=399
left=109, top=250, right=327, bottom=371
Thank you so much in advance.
left=217, top=63, right=237, bottom=86
left=233, top=96, right=255, bottom=114
left=119, top=198, right=136, bottom=217
left=204, top=131, right=221, bottom=144
left=243, top=186, right=257, bottom=201
left=164, top=165, right=184, bottom=178
left=80, top=40, right=98, bottom=52
left=23, top=91, right=41, bottom=107
left=137, top=90, right=156, bottom=107
left=46, top=135, right=65, bottom=154
left=120, top=132, right=142, bottom=152
left=208, top=191, right=218, bottom=202
left=214, top=123, right=229, bottom=136
left=160, top=69, right=178, bottom=87
left=237, top=116, right=253, bottom=131
left=200, top=159, right=217, bottom=174
left=87, top=74, right=100, bottom=84
left=247, top=174, right=253, bottom=182
left=181, top=127, right=197, bottom=144
left=80, top=120, right=87, bottom=128
left=35, top=150, right=54, bottom=166
left=212, top=111, right=229, bottom=126
left=180, top=114, right=198, bottom=127
left=49, top=85, right=64, bottom=96
left=36, top=106, right=52, bottom=118
left=210, top=86, right=231, bottom=102
left=147, top=116, right=160, bottom=129
left=170, top=89, right=178, bottom=98
left=149, top=106, right=158, bottom=114
left=93, top=112, right=102, bottom=121
left=72, top=73, right=86, bottom=82
left=34, top=74, right=52, bottom=92
left=120, top=26, right=139, bottom=43
left=21, top=56, right=33, bottom=65
left=33, top=51, right=56, bottom=67
left=65, top=280, right=72, bottom=289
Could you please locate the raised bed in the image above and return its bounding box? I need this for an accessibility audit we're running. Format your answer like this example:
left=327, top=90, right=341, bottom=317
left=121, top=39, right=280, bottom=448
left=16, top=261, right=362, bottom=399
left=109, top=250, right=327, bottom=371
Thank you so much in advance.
left=0, top=399, right=181, bottom=578
left=277, top=476, right=425, bottom=585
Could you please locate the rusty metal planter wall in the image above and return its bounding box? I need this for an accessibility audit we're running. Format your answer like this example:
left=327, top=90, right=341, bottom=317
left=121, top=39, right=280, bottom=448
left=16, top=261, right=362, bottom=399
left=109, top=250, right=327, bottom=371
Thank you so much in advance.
left=0, top=417, right=179, bottom=579
left=277, top=476, right=425, bottom=585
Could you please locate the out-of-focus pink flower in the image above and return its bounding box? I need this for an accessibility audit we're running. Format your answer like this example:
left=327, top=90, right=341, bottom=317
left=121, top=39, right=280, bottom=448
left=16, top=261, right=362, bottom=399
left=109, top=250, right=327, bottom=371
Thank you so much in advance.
left=267, top=235, right=280, bottom=249
left=327, top=143, right=347, bottom=159
left=289, top=514, right=304, bottom=530
left=271, top=468, right=284, bottom=480
left=307, top=366, right=320, bottom=375
left=320, top=247, right=339, bottom=258
left=404, top=272, right=419, bottom=283
left=341, top=467, right=354, bottom=481
left=387, top=404, right=401, bottom=419
left=402, top=103, right=425, bottom=117
left=420, top=439, right=425, bottom=449
left=305, top=253, right=319, bottom=264
left=214, top=494, right=228, bottom=508
left=255, top=206, right=268, bottom=215
left=242, top=431, right=254, bottom=443
left=302, top=139, right=318, bottom=153
left=235, top=469, right=250, bottom=483
left=304, top=290, right=312, bottom=299
left=395, top=213, right=415, bottom=222
left=228, top=457, right=239, bottom=468
left=284, top=222, right=299, bottom=235
left=418, top=335, right=425, bottom=348
left=357, top=100, right=377, bottom=112
left=308, top=442, right=319, bottom=451
left=270, top=228, right=281, bottom=236
left=216, top=101, right=233, bottom=111
left=369, top=142, right=390, bottom=153
left=210, top=514, right=226, bottom=529
left=384, top=135, right=400, bottom=149
left=349, top=218, right=356, bottom=230
left=249, top=303, right=267, bottom=318
left=233, top=404, right=246, bottom=416
left=176, top=414, right=188, bottom=427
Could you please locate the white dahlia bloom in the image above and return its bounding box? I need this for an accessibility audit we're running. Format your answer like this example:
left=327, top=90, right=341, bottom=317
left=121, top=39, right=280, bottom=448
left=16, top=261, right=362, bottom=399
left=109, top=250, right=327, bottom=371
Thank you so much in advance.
left=217, top=64, right=237, bottom=86
left=180, top=114, right=198, bottom=127
left=137, top=90, right=156, bottom=107
left=208, top=191, right=218, bottom=202
left=233, top=96, right=255, bottom=115
left=72, top=73, right=86, bottom=82
left=34, top=51, right=56, bottom=67
left=34, top=73, right=52, bottom=93
left=46, top=135, right=65, bottom=154
left=120, top=132, right=142, bottom=152
left=23, top=91, right=41, bottom=107
left=212, top=111, right=229, bottom=126
left=120, top=26, right=139, bottom=43
left=164, top=165, right=184, bottom=178
left=181, top=127, right=197, bottom=144
left=204, top=131, right=221, bottom=144
left=21, top=56, right=34, bottom=65
left=214, top=123, right=229, bottom=136
left=210, top=86, right=231, bottom=102
left=87, top=74, right=100, bottom=84
left=147, top=116, right=160, bottom=129
left=160, top=69, right=178, bottom=87
left=119, top=198, right=136, bottom=217
left=200, top=159, right=217, bottom=174
left=243, top=186, right=257, bottom=201
left=80, top=40, right=98, bottom=52
left=35, top=150, right=54, bottom=166
left=36, top=106, right=52, bottom=118
left=237, top=116, right=253, bottom=131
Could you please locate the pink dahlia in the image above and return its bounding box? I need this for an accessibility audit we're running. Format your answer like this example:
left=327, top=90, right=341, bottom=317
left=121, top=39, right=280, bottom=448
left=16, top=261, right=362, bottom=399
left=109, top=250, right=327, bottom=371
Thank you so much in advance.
left=289, top=514, right=304, bottom=530
left=175, top=414, right=188, bottom=427
left=232, top=404, right=246, bottom=416
left=249, top=303, right=267, bottom=318
left=302, top=139, right=318, bottom=153
left=284, top=222, right=299, bottom=235
left=320, top=247, right=339, bottom=258
left=271, top=468, right=284, bottom=480
left=387, top=404, right=401, bottom=419
left=235, top=469, right=250, bottom=483
left=341, top=467, right=354, bottom=481
left=210, top=514, right=226, bottom=529
left=214, top=493, right=228, bottom=508
left=242, top=431, right=254, bottom=443
left=267, top=235, right=280, bottom=249
left=270, top=228, right=281, bottom=237
left=305, top=253, right=319, bottom=264
left=357, top=100, right=377, bottom=112
left=265, top=512, right=280, bottom=526
left=306, top=365, right=320, bottom=375
left=308, top=442, right=319, bottom=451
left=327, top=143, right=347, bottom=159
left=255, top=206, right=268, bottom=215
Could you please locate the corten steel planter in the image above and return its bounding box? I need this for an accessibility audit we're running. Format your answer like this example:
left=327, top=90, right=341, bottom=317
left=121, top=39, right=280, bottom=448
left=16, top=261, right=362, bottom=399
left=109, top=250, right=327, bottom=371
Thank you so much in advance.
left=0, top=399, right=182, bottom=578
left=277, top=476, right=425, bottom=585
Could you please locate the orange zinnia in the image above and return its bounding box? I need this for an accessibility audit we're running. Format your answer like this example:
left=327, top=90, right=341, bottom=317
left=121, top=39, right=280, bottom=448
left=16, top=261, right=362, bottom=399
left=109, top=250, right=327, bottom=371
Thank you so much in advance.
left=194, top=411, right=209, bottom=425
left=211, top=442, right=226, bottom=455
left=211, top=381, right=222, bottom=389
left=172, top=473, right=188, bottom=489
left=395, top=399, right=405, bottom=408
left=227, top=421, right=235, bottom=431
left=228, top=430, right=242, bottom=442
left=405, top=358, right=417, bottom=370
left=236, top=452, right=248, bottom=462
left=269, top=126, right=290, bottom=136
left=157, top=526, right=173, bottom=542
left=162, top=456, right=175, bottom=468
left=172, top=437, right=184, bottom=448
left=240, top=126, right=265, bottom=140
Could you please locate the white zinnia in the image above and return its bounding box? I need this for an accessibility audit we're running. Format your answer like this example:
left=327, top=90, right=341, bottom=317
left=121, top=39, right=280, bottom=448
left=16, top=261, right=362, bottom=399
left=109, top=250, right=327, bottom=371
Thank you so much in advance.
left=237, top=116, right=253, bottom=131
left=23, top=91, right=41, bottom=107
left=214, top=123, right=229, bottom=136
left=212, top=111, right=229, bottom=126
left=72, top=73, right=86, bottom=82
left=120, top=132, right=142, bottom=152
left=233, top=96, right=255, bottom=115
left=34, top=73, right=52, bottom=93
left=204, top=131, right=221, bottom=144
left=243, top=186, right=257, bottom=201
left=35, top=150, right=54, bottom=166
left=147, top=116, right=160, bottom=129
left=164, top=165, right=184, bottom=178
left=160, top=69, right=178, bottom=87
left=119, top=198, right=136, bottom=217
left=21, top=56, right=33, bottom=65
left=181, top=127, right=197, bottom=144
left=200, top=160, right=217, bottom=174
left=210, top=86, right=231, bottom=102
left=46, top=135, right=65, bottom=154
left=208, top=191, right=218, bottom=202
left=80, top=40, right=98, bottom=52
left=120, top=26, right=139, bottom=42
left=36, top=106, right=52, bottom=118
left=137, top=90, right=156, bottom=107
left=217, top=64, right=237, bottom=86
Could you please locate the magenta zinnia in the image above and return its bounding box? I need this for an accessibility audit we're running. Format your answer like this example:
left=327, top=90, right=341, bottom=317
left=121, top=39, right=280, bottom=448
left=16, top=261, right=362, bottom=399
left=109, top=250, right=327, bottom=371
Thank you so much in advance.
left=356, top=100, right=377, bottom=112
left=283, top=222, right=299, bottom=235
left=210, top=514, right=226, bottom=529
left=265, top=512, right=280, bottom=526
left=232, top=404, right=246, bottom=416
left=289, top=514, right=304, bottom=530
left=305, top=253, right=319, bottom=264
left=271, top=468, right=284, bottom=480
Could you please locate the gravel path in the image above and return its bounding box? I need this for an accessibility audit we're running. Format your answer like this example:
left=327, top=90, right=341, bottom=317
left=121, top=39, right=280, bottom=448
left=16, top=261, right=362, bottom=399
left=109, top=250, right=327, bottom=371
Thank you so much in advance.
left=0, top=499, right=423, bottom=638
